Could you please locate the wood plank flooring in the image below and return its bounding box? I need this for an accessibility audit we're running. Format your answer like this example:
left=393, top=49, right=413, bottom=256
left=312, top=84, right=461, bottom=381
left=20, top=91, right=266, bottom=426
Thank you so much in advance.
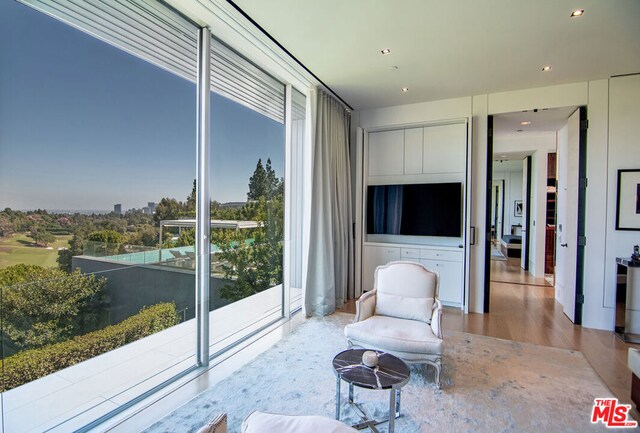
left=341, top=258, right=637, bottom=419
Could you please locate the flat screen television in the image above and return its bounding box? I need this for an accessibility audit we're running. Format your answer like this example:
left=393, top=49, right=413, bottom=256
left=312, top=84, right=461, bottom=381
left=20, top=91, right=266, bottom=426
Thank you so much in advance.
left=366, top=182, right=462, bottom=237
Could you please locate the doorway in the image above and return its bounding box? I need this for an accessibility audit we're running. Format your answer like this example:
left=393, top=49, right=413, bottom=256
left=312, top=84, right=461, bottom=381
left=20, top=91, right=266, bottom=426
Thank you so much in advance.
left=484, top=107, right=586, bottom=321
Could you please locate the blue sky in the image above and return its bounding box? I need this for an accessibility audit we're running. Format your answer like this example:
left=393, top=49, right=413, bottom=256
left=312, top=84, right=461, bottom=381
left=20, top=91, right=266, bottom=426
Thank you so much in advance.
left=0, top=1, right=284, bottom=211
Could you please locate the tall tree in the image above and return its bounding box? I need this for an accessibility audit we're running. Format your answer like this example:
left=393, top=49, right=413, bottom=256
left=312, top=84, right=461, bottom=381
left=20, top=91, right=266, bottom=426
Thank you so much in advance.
left=186, top=179, right=197, bottom=212
left=265, top=158, right=278, bottom=199
left=247, top=159, right=267, bottom=201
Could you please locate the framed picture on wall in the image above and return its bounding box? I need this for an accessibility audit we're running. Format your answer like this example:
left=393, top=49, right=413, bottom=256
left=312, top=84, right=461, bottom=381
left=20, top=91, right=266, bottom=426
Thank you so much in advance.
left=616, top=169, right=640, bottom=231
left=514, top=200, right=523, bottom=217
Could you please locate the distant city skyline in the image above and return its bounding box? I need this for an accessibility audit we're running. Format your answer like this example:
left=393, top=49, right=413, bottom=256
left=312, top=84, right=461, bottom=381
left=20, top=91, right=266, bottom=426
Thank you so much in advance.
left=0, top=1, right=284, bottom=212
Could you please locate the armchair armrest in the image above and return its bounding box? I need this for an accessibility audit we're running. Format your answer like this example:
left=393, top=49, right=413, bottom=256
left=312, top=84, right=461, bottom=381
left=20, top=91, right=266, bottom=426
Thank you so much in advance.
left=430, top=299, right=443, bottom=339
left=355, top=290, right=377, bottom=322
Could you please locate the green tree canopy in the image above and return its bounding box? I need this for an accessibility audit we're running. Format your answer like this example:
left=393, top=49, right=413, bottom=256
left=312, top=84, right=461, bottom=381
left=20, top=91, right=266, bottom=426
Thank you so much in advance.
left=88, top=229, right=123, bottom=244
left=0, top=264, right=107, bottom=351
left=57, top=233, right=85, bottom=273
left=154, top=198, right=184, bottom=224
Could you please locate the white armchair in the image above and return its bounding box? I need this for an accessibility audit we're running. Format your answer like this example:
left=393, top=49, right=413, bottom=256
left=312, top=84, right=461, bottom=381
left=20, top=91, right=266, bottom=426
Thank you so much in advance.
left=344, top=261, right=444, bottom=388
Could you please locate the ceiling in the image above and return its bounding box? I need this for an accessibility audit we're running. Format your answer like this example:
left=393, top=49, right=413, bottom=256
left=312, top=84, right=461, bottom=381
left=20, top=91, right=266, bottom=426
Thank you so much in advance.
left=493, top=106, right=577, bottom=137
left=231, top=0, right=640, bottom=110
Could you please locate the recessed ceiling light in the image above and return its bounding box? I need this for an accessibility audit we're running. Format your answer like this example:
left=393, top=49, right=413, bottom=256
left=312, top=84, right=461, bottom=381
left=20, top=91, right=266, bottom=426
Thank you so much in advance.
left=401, top=87, right=409, bottom=92
left=542, top=66, right=552, bottom=72
left=570, top=9, right=584, bottom=17
left=388, top=65, right=399, bottom=70
left=500, top=155, right=507, bottom=158
left=517, top=129, right=524, bottom=132
left=520, top=121, right=531, bottom=125
left=381, top=48, right=391, bottom=55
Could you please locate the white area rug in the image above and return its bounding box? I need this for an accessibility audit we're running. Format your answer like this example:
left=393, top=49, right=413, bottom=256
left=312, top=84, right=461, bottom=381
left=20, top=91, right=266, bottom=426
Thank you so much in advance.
left=143, top=313, right=633, bottom=433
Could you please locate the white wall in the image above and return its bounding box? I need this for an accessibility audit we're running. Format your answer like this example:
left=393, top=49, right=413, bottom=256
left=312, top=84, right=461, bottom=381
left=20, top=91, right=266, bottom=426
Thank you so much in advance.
left=603, top=75, right=640, bottom=318
left=493, top=160, right=523, bottom=238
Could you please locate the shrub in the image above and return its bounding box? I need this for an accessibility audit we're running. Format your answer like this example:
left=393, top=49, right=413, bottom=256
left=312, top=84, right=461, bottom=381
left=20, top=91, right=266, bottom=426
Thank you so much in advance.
left=0, top=264, right=107, bottom=351
left=2, top=302, right=179, bottom=391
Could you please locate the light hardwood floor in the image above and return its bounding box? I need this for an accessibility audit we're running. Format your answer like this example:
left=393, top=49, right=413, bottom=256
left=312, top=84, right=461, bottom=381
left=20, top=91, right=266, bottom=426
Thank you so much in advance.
left=341, top=257, right=637, bottom=419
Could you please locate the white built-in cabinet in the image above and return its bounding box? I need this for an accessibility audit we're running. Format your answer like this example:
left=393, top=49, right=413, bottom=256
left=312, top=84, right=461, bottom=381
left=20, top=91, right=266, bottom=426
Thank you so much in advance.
left=362, top=120, right=468, bottom=309
left=422, top=123, right=467, bottom=174
left=367, top=129, right=404, bottom=176
left=368, top=123, right=466, bottom=178
left=403, top=128, right=423, bottom=174
left=362, top=244, right=464, bottom=307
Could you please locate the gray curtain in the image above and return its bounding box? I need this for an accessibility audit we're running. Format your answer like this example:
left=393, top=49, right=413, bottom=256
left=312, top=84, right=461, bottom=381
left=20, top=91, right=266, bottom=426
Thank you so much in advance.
left=305, top=88, right=353, bottom=316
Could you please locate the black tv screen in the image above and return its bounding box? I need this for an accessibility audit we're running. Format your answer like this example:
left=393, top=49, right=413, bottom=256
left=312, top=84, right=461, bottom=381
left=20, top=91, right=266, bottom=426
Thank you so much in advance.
left=367, top=183, right=462, bottom=237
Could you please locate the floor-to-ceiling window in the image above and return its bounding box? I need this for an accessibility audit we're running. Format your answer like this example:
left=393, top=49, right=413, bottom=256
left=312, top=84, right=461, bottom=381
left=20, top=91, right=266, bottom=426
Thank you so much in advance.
left=207, top=38, right=287, bottom=352
left=0, top=1, right=199, bottom=431
left=0, top=1, right=307, bottom=431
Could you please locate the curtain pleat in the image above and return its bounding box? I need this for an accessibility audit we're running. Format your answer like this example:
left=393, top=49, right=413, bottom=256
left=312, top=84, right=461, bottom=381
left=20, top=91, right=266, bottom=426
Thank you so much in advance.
left=305, top=88, right=353, bottom=316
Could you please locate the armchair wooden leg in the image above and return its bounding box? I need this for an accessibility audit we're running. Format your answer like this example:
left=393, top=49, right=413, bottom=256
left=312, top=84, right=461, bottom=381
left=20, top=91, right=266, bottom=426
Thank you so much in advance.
left=434, top=358, right=442, bottom=390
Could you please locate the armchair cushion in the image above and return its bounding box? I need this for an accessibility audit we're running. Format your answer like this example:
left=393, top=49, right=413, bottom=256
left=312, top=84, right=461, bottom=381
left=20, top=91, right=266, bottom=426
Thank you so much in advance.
left=242, top=411, right=357, bottom=433
left=344, top=315, right=443, bottom=355
left=376, top=292, right=433, bottom=323
left=373, top=262, right=437, bottom=323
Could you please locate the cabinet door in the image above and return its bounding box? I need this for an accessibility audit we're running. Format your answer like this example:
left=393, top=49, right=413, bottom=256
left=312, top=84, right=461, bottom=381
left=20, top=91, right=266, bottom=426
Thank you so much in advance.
left=368, top=130, right=404, bottom=176
left=362, top=246, right=401, bottom=291
left=422, top=123, right=466, bottom=174
left=420, top=259, right=463, bottom=305
left=403, top=128, right=423, bottom=174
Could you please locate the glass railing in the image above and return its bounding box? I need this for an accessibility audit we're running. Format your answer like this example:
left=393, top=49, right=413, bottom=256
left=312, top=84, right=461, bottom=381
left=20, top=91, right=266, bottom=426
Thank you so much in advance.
left=0, top=261, right=196, bottom=433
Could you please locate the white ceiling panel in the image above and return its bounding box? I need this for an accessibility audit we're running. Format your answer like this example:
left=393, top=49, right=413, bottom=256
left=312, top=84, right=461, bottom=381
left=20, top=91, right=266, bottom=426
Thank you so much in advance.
left=228, top=0, right=640, bottom=109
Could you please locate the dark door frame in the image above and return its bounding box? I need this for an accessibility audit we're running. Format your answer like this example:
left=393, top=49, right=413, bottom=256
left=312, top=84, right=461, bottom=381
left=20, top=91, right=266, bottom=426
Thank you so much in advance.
left=483, top=116, right=494, bottom=313
left=522, top=156, right=532, bottom=271
left=574, top=106, right=588, bottom=325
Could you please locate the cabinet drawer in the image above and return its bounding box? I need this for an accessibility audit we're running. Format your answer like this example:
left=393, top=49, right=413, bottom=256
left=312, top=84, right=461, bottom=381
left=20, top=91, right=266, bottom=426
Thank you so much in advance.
left=400, top=248, right=420, bottom=259
left=420, top=259, right=463, bottom=304
left=419, top=249, right=462, bottom=262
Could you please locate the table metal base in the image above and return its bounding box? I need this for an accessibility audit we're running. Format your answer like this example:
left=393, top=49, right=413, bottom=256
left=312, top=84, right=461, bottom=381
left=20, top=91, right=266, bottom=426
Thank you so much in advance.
left=336, top=377, right=402, bottom=433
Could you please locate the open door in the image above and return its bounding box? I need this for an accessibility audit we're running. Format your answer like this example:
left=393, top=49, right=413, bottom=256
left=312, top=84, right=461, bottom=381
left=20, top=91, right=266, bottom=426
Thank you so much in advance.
left=556, top=108, right=586, bottom=323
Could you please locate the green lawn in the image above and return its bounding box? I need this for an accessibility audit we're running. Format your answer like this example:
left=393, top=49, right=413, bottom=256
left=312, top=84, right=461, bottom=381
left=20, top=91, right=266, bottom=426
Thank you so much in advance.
left=0, top=234, right=72, bottom=269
